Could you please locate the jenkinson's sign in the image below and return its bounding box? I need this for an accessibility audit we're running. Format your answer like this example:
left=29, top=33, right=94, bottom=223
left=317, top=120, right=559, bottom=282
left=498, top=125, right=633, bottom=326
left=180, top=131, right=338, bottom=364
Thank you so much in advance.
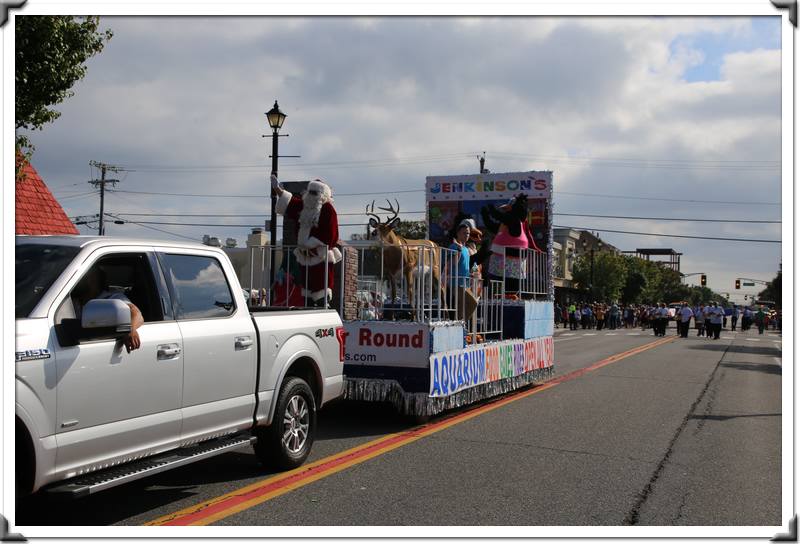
left=429, top=336, right=554, bottom=398
left=426, top=171, right=552, bottom=202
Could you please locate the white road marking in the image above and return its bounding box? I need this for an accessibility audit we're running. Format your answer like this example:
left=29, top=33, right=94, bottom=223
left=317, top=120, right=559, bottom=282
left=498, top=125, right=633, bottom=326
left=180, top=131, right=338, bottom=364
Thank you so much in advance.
left=605, top=333, right=618, bottom=336
left=627, top=333, right=640, bottom=336
left=583, top=333, right=597, bottom=336
left=563, top=333, right=576, bottom=336
left=745, top=338, right=761, bottom=342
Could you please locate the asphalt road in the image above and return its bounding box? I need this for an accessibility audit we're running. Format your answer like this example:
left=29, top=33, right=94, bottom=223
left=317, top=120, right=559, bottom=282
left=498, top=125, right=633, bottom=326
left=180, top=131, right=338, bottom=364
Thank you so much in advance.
left=16, top=325, right=782, bottom=528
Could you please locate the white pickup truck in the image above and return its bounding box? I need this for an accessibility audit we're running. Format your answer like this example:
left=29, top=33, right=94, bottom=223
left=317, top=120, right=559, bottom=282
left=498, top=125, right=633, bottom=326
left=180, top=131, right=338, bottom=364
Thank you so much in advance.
left=15, top=236, right=345, bottom=498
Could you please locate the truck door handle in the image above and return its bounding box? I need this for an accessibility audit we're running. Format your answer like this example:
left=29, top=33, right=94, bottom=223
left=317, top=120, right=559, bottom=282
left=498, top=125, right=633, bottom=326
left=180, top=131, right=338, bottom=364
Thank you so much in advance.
left=157, top=343, right=181, bottom=360
left=235, top=336, right=253, bottom=350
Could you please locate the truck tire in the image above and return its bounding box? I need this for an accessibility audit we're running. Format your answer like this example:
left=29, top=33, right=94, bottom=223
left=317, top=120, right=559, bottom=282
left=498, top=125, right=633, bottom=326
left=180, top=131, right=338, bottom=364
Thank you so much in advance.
left=255, top=377, right=316, bottom=471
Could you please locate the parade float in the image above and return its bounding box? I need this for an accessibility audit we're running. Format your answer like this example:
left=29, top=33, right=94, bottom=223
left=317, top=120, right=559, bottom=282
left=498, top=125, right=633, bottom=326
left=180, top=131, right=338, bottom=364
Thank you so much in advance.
left=240, top=170, right=555, bottom=418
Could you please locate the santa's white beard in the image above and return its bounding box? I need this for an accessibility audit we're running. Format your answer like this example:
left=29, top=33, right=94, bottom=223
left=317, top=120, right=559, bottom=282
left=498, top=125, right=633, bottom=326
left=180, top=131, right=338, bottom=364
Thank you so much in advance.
left=299, top=192, right=324, bottom=228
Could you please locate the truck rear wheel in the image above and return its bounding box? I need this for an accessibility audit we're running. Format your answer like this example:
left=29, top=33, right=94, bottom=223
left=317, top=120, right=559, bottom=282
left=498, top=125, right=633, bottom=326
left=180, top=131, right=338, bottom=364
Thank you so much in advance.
left=255, top=377, right=316, bottom=471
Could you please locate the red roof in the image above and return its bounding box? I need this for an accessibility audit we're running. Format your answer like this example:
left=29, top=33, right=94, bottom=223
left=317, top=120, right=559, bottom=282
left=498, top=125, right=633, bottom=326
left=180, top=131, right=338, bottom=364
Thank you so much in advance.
left=16, top=158, right=79, bottom=235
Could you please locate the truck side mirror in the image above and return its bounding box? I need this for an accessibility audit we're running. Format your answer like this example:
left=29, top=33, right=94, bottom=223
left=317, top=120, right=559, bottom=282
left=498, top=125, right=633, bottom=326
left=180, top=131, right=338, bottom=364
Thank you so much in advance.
left=82, top=299, right=131, bottom=333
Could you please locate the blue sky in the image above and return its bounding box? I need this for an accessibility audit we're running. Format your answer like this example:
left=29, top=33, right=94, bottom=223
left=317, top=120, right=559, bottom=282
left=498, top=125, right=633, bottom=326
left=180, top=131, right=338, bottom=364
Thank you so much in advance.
left=674, top=16, right=781, bottom=82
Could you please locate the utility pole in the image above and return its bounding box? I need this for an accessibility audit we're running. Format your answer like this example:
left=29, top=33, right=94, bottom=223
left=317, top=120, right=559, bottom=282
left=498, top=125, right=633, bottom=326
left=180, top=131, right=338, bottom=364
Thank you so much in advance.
left=88, top=161, right=121, bottom=235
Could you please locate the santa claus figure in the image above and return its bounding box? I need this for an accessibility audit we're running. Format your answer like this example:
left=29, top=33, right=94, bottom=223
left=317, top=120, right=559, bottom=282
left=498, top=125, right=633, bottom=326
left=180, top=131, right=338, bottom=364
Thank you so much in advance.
left=272, top=174, right=342, bottom=306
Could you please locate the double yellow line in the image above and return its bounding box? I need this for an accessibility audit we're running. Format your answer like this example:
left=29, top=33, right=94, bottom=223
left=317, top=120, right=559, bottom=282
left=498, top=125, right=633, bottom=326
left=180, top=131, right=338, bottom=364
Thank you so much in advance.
left=147, top=335, right=675, bottom=526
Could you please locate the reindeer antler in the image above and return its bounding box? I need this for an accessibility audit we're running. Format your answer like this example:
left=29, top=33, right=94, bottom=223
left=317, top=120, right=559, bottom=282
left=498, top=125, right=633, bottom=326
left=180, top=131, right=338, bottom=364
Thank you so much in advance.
left=366, top=200, right=382, bottom=223
left=377, top=198, right=400, bottom=223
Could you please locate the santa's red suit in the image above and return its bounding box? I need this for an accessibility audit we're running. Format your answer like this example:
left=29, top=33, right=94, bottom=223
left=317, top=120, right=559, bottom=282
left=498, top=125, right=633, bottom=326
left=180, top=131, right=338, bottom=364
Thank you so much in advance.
left=276, top=179, right=342, bottom=303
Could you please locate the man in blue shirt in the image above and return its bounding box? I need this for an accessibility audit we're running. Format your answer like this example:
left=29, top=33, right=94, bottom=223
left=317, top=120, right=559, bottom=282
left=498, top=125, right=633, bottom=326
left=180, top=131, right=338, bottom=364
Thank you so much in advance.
left=449, top=220, right=478, bottom=324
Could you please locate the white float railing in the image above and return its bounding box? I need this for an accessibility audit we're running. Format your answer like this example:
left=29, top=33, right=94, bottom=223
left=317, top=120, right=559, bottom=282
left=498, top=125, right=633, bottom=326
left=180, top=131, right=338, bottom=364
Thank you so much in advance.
left=501, top=247, right=549, bottom=300
left=346, top=240, right=459, bottom=324
left=247, top=244, right=331, bottom=310
left=244, top=241, right=550, bottom=339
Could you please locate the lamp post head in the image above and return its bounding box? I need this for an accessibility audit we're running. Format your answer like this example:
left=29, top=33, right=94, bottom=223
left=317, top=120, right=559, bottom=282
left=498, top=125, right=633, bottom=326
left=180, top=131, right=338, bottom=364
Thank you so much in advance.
left=266, top=100, right=286, bottom=131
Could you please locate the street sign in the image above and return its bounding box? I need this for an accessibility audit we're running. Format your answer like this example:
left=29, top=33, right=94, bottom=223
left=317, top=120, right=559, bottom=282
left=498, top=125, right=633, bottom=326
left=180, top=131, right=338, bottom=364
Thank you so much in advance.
left=742, top=282, right=755, bottom=286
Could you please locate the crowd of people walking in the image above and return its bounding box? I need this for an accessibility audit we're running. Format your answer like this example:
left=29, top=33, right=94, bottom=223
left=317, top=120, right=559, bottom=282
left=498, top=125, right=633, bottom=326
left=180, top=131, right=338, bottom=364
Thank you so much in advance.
left=555, top=301, right=781, bottom=338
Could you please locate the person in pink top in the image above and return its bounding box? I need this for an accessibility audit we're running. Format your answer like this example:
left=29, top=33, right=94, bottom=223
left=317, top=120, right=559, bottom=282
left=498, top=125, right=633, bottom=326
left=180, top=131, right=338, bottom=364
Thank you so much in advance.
left=481, top=194, right=542, bottom=296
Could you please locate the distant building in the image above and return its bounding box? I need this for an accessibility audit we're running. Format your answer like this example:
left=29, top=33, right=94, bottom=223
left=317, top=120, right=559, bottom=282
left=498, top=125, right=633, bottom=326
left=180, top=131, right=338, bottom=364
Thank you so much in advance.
left=621, top=248, right=682, bottom=273
left=15, top=157, right=78, bottom=235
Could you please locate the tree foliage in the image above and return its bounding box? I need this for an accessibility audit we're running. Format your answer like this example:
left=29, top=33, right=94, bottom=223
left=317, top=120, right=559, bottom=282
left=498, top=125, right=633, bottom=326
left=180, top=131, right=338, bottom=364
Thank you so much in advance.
left=15, top=16, right=112, bottom=156
left=571, top=251, right=627, bottom=302
left=758, top=271, right=782, bottom=309
left=571, top=249, right=727, bottom=305
left=394, top=220, right=427, bottom=240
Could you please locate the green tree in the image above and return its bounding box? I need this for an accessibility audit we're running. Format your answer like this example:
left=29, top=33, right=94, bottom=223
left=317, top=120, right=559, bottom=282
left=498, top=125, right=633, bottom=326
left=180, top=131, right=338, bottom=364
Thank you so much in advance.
left=758, top=271, right=781, bottom=309
left=659, top=267, right=690, bottom=303
left=16, top=16, right=112, bottom=157
left=572, top=251, right=627, bottom=302
left=620, top=255, right=648, bottom=304
left=639, top=260, right=665, bottom=303
left=394, top=220, right=427, bottom=240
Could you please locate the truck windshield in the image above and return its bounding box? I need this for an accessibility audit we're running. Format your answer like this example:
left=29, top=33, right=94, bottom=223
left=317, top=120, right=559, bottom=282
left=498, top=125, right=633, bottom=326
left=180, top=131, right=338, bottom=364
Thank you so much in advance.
left=16, top=244, right=80, bottom=318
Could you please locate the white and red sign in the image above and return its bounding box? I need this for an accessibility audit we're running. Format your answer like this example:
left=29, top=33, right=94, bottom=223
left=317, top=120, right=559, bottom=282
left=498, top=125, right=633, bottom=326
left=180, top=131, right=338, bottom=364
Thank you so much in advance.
left=343, top=321, right=431, bottom=368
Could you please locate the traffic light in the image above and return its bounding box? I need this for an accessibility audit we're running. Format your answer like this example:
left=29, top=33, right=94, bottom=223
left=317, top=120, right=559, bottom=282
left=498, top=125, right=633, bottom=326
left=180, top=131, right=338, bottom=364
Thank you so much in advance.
left=735, top=279, right=741, bottom=289
left=700, top=274, right=707, bottom=286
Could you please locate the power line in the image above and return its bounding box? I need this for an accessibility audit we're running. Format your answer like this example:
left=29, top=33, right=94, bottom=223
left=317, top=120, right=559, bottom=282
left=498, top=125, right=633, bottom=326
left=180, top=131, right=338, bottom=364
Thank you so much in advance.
left=105, top=187, right=779, bottom=206
left=113, top=151, right=780, bottom=173
left=554, top=213, right=780, bottom=224
left=552, top=225, right=780, bottom=243
left=117, top=152, right=476, bottom=172
left=556, top=191, right=780, bottom=206
left=56, top=191, right=99, bottom=200
left=488, top=150, right=780, bottom=165
left=112, top=210, right=428, bottom=217
left=107, top=188, right=424, bottom=198
left=104, top=213, right=200, bottom=242
left=105, top=216, right=782, bottom=243
left=109, top=210, right=780, bottom=224
left=487, top=151, right=781, bottom=171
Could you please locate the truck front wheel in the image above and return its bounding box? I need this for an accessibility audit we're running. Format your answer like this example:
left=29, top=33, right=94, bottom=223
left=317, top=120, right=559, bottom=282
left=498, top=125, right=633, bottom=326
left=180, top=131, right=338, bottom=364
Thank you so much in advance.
left=255, top=377, right=317, bottom=471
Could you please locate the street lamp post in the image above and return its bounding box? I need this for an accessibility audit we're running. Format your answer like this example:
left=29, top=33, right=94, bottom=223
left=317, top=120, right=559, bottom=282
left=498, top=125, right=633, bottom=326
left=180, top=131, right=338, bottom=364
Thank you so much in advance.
left=265, top=100, right=287, bottom=248
left=265, top=101, right=286, bottom=301
left=582, top=240, right=603, bottom=300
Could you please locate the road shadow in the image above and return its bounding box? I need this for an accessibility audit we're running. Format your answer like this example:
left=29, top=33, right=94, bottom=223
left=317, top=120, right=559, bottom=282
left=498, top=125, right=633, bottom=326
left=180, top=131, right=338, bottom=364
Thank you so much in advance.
left=16, top=451, right=271, bottom=526
left=688, top=412, right=781, bottom=422
left=316, top=399, right=418, bottom=440
left=688, top=344, right=781, bottom=357
left=720, top=361, right=782, bottom=375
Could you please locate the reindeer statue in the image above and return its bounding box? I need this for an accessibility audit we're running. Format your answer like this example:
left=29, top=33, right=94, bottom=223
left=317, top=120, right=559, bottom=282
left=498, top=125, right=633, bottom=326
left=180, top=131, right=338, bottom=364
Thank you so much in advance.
left=366, top=199, right=445, bottom=320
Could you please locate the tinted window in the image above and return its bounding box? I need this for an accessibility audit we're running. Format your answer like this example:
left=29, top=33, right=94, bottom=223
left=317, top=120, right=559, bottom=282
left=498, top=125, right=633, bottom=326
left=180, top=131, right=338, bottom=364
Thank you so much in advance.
left=16, top=244, right=80, bottom=318
left=162, top=254, right=235, bottom=319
